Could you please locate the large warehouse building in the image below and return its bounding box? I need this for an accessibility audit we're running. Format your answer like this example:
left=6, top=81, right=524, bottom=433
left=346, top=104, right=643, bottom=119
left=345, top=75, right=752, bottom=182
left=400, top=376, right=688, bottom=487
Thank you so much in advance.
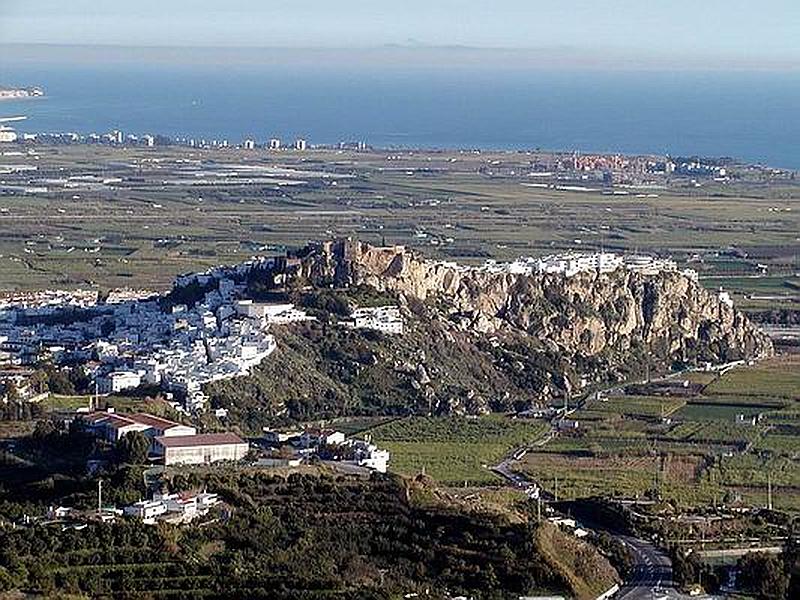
left=82, top=410, right=197, bottom=442
left=154, top=432, right=249, bottom=466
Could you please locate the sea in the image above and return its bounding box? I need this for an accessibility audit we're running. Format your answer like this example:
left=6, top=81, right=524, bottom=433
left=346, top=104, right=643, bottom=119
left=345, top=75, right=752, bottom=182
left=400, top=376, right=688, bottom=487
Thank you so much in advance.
left=2, top=63, right=800, bottom=169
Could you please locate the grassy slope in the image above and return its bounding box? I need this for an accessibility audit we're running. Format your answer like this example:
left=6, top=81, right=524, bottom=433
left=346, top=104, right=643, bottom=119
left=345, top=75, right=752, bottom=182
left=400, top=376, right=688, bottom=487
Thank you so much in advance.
left=204, top=310, right=549, bottom=431
left=535, top=522, right=619, bottom=600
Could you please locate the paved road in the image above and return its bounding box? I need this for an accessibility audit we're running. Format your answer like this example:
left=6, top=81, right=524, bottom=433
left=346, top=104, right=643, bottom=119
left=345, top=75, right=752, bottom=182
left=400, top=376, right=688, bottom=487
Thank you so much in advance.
left=491, top=448, right=717, bottom=600
left=616, top=534, right=682, bottom=600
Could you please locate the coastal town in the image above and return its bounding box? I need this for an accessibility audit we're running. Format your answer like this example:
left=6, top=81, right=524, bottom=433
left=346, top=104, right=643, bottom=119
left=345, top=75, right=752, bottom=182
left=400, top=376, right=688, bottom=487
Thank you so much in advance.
left=0, top=114, right=795, bottom=193
left=2, top=1, right=800, bottom=597
left=0, top=87, right=44, bottom=101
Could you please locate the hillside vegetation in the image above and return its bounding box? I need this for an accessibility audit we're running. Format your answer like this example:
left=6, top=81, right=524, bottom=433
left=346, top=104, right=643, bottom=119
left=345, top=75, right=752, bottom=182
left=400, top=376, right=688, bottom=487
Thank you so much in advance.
left=0, top=472, right=617, bottom=599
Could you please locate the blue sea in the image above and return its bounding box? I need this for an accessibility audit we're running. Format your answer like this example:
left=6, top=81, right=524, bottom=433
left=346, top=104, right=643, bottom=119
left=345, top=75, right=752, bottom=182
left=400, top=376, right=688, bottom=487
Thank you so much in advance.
left=2, top=63, right=800, bottom=169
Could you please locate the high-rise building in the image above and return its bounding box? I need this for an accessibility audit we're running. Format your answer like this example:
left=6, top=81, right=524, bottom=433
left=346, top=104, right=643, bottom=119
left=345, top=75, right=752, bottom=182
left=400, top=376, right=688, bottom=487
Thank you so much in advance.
left=0, top=126, right=18, bottom=143
left=110, top=130, right=124, bottom=144
left=295, top=138, right=307, bottom=151
left=243, top=139, right=256, bottom=150
left=268, top=138, right=281, bottom=150
left=142, top=135, right=155, bottom=147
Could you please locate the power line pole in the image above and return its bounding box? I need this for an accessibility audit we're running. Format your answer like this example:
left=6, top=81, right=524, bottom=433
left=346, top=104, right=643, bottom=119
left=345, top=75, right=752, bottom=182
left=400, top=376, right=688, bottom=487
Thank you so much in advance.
left=768, top=472, right=773, bottom=510
left=537, top=496, right=542, bottom=522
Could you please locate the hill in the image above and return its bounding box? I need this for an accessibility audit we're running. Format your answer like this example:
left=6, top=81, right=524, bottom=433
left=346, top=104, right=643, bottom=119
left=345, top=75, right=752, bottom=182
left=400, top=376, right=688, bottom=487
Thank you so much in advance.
left=205, top=240, right=772, bottom=429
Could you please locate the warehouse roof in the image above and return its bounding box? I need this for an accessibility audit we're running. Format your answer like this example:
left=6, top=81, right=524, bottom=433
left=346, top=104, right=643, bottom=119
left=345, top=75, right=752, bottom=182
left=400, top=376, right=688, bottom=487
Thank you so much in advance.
left=154, top=432, right=247, bottom=448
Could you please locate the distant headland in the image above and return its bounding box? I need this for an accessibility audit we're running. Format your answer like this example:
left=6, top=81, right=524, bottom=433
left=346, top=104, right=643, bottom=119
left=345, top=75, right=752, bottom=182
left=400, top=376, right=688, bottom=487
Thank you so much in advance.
left=0, top=86, right=44, bottom=100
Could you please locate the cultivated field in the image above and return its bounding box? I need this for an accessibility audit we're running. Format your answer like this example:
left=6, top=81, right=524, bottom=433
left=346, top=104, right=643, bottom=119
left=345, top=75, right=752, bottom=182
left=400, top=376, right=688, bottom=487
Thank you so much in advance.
left=366, top=415, right=548, bottom=485
left=0, top=145, right=798, bottom=314
left=517, top=356, right=800, bottom=511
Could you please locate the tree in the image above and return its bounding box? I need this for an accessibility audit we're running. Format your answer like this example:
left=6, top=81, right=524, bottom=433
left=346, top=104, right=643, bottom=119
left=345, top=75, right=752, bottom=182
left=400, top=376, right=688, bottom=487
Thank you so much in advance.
left=32, top=418, right=58, bottom=440
left=737, top=552, right=789, bottom=600
left=672, top=549, right=698, bottom=589
left=0, top=565, right=16, bottom=592
left=118, top=431, right=150, bottom=464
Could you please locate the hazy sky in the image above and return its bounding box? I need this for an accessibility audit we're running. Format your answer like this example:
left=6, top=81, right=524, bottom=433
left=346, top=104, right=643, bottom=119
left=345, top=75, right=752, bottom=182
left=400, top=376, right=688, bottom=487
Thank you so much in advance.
left=1, top=0, right=799, bottom=68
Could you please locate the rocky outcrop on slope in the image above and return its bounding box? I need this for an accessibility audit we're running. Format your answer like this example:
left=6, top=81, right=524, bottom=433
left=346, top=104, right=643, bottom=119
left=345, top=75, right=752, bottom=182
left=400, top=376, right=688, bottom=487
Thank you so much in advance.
left=206, top=239, right=772, bottom=426
left=300, top=239, right=773, bottom=366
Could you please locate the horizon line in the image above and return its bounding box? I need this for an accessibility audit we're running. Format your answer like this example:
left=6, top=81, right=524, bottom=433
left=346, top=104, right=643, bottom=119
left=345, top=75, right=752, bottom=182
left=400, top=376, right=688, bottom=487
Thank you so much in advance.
left=1, top=42, right=798, bottom=72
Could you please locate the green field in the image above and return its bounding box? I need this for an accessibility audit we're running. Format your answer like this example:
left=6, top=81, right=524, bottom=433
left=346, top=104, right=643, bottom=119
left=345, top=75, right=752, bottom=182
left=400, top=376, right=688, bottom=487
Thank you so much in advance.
left=515, top=357, right=800, bottom=511
left=43, top=394, right=180, bottom=418
left=1, top=145, right=799, bottom=293
left=704, top=363, right=800, bottom=400
left=583, top=395, right=686, bottom=419
left=366, top=416, right=549, bottom=485
left=673, top=403, right=767, bottom=422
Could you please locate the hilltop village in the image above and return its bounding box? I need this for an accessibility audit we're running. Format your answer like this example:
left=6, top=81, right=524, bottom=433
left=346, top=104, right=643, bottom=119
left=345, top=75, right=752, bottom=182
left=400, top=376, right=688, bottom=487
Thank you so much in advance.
left=0, top=244, right=719, bottom=418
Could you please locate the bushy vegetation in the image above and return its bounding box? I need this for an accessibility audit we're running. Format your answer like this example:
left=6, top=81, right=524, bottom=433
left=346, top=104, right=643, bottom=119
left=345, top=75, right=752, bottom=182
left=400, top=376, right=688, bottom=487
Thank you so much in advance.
left=0, top=472, right=575, bottom=599
left=204, top=306, right=557, bottom=431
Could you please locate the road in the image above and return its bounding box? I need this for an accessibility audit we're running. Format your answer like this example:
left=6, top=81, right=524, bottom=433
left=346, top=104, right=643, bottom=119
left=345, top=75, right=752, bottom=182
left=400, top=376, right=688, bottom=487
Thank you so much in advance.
left=491, top=448, right=717, bottom=600
left=616, top=534, right=681, bottom=600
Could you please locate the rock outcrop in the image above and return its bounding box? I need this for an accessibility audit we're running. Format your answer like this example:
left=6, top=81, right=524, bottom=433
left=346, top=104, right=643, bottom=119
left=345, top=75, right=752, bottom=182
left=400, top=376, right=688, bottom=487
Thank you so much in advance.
left=208, top=239, right=773, bottom=424
left=300, top=239, right=773, bottom=369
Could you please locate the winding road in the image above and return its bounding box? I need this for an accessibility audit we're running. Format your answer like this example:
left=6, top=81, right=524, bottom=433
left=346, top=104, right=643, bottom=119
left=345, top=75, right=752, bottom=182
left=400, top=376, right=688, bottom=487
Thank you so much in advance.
left=492, top=449, right=716, bottom=600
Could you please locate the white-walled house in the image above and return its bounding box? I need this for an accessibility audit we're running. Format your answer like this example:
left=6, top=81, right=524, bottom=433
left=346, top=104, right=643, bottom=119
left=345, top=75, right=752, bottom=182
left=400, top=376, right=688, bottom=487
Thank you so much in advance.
left=97, top=371, right=141, bottom=394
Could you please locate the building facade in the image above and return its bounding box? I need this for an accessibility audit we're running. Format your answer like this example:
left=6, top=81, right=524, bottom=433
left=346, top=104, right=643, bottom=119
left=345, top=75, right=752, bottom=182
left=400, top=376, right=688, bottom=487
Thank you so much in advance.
left=154, top=432, right=249, bottom=465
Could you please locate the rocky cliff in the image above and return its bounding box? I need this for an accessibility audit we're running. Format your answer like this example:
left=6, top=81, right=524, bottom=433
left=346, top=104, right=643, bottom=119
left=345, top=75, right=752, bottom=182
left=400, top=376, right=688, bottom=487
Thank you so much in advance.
left=207, top=239, right=772, bottom=425
left=301, top=239, right=772, bottom=370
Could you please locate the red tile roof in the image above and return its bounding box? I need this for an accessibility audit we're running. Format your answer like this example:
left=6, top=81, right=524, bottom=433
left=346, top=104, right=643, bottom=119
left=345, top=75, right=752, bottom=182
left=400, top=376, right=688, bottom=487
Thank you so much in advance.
left=128, top=413, right=182, bottom=430
left=105, top=415, right=141, bottom=429
left=155, top=432, right=247, bottom=448
left=82, top=411, right=185, bottom=432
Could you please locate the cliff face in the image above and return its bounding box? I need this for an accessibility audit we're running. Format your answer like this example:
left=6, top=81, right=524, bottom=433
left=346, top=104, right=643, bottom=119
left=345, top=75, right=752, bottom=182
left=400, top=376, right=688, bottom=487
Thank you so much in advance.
left=207, top=239, right=773, bottom=423
left=301, top=240, right=773, bottom=368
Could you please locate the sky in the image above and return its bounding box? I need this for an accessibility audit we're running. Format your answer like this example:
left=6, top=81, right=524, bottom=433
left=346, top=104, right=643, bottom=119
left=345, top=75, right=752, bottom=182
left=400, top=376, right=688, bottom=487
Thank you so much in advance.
left=1, top=0, right=799, bottom=69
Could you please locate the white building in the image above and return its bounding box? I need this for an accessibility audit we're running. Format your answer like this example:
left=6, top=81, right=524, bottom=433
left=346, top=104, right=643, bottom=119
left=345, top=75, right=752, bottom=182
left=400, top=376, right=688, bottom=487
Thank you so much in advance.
left=82, top=410, right=197, bottom=443
left=124, top=491, right=219, bottom=524
left=534, top=252, right=623, bottom=277
left=97, top=370, right=141, bottom=394
left=298, top=428, right=346, bottom=449
left=234, top=300, right=311, bottom=324
left=344, top=306, right=403, bottom=335
left=294, top=138, right=307, bottom=151
left=154, top=432, right=249, bottom=465
left=0, top=126, right=18, bottom=143
left=346, top=438, right=390, bottom=473
left=358, top=445, right=390, bottom=473
left=263, top=428, right=302, bottom=444
left=487, top=252, right=680, bottom=279
left=123, top=499, right=168, bottom=522
left=719, top=290, right=734, bottom=308
left=268, top=138, right=281, bottom=150
left=242, top=139, right=255, bottom=150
